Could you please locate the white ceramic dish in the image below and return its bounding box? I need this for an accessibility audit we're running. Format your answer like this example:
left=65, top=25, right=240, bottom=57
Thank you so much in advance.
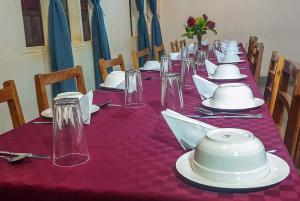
left=202, top=97, right=264, bottom=111
left=140, top=61, right=161, bottom=71
left=208, top=64, right=247, bottom=80
left=208, top=74, right=247, bottom=81
left=218, top=59, right=245, bottom=64
left=41, top=105, right=100, bottom=118
left=176, top=151, right=289, bottom=189
left=100, top=71, right=125, bottom=89
left=192, top=128, right=270, bottom=184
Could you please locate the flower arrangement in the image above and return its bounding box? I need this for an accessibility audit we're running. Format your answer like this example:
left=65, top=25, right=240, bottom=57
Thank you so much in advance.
left=182, top=14, right=217, bottom=46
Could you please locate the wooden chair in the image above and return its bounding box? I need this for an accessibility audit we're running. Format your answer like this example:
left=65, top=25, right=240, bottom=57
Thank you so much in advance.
left=272, top=59, right=300, bottom=166
left=34, top=66, right=86, bottom=114
left=0, top=80, right=25, bottom=128
left=131, top=48, right=151, bottom=69
left=249, top=41, right=264, bottom=82
left=170, top=40, right=179, bottom=52
left=99, top=54, right=125, bottom=81
left=263, top=51, right=285, bottom=114
left=153, top=44, right=166, bottom=61
left=247, top=36, right=258, bottom=61
left=179, top=39, right=186, bottom=48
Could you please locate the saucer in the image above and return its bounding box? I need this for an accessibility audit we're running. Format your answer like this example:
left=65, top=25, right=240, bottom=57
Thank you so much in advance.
left=41, top=105, right=100, bottom=118
left=217, top=59, right=245, bottom=64
left=208, top=74, right=247, bottom=81
left=202, top=98, right=264, bottom=111
left=176, top=151, right=290, bottom=190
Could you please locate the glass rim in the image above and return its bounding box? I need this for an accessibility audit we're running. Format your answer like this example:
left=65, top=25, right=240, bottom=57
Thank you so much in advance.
left=125, top=69, right=141, bottom=74
left=53, top=98, right=79, bottom=106
left=162, top=72, right=180, bottom=78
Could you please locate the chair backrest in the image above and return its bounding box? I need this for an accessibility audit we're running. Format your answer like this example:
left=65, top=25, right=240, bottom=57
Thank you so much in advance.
left=263, top=51, right=285, bottom=114
left=249, top=41, right=264, bottom=82
left=179, top=39, right=186, bottom=48
left=131, top=48, right=151, bottom=69
left=99, top=54, right=125, bottom=81
left=247, top=35, right=258, bottom=61
left=34, top=66, right=86, bottom=114
left=153, top=44, right=166, bottom=61
left=170, top=40, right=179, bottom=52
left=0, top=80, right=25, bottom=128
left=272, top=59, right=300, bottom=164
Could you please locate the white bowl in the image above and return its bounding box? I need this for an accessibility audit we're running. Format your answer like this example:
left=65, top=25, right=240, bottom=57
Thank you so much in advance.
left=102, top=71, right=125, bottom=88
left=211, top=83, right=255, bottom=108
left=191, top=128, right=270, bottom=184
left=143, top=61, right=161, bottom=70
left=213, top=64, right=242, bottom=79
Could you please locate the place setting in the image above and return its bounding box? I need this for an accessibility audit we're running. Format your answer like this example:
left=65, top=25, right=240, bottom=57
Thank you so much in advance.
left=161, top=109, right=290, bottom=192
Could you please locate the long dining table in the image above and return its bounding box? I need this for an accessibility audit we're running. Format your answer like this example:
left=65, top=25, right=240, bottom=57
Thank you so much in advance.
left=0, top=45, right=300, bottom=201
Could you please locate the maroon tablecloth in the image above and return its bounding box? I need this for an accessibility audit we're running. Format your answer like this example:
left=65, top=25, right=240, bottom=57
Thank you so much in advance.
left=0, top=47, right=299, bottom=201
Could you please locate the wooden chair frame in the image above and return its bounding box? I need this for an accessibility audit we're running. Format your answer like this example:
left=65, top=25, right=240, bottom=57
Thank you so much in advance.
left=34, top=66, right=86, bottom=114
left=0, top=80, right=25, bottom=128
left=153, top=44, right=166, bottom=61
left=99, top=54, right=125, bottom=81
left=249, top=41, right=264, bottom=82
left=247, top=36, right=258, bottom=61
left=263, top=51, right=285, bottom=114
left=179, top=40, right=186, bottom=48
left=272, top=59, right=300, bottom=164
left=131, top=48, right=150, bottom=69
left=170, top=40, right=179, bottom=52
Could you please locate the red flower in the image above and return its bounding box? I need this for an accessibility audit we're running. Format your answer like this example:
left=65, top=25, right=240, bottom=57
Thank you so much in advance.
left=187, top=16, right=196, bottom=27
left=207, top=20, right=215, bottom=29
left=203, top=14, right=208, bottom=21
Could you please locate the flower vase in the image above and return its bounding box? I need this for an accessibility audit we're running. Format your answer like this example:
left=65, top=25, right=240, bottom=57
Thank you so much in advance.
left=197, top=35, right=202, bottom=50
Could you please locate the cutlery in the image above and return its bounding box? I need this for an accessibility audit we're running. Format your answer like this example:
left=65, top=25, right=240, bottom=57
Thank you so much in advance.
left=97, top=100, right=113, bottom=108
left=33, top=121, right=52, bottom=124
left=107, top=104, right=122, bottom=107
left=186, top=114, right=264, bottom=119
left=0, top=154, right=28, bottom=163
left=180, top=139, right=194, bottom=150
left=195, top=107, right=259, bottom=116
left=143, top=77, right=159, bottom=80
left=267, top=149, right=277, bottom=154
left=0, top=151, right=50, bottom=159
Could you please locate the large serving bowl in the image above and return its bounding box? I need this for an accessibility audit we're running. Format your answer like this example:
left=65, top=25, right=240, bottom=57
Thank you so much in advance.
left=211, top=83, right=255, bottom=108
left=213, top=64, right=242, bottom=79
left=191, top=128, right=270, bottom=184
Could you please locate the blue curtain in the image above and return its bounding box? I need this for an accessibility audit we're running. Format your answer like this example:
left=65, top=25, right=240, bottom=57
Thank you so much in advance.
left=149, top=0, right=162, bottom=58
left=48, top=0, right=76, bottom=97
left=135, top=0, right=150, bottom=67
left=91, top=0, right=111, bottom=87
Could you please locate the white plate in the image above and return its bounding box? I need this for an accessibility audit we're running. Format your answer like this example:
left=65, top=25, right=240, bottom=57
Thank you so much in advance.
left=208, top=74, right=247, bottom=81
left=218, top=59, right=245, bottom=64
left=202, top=97, right=264, bottom=111
left=176, top=151, right=290, bottom=190
left=41, top=105, right=100, bottom=118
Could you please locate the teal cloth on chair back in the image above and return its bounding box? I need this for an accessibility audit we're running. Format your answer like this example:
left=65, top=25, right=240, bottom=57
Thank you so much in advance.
left=91, top=0, right=111, bottom=87
left=48, top=0, right=76, bottom=97
left=149, top=0, right=162, bottom=58
left=135, top=0, right=150, bottom=67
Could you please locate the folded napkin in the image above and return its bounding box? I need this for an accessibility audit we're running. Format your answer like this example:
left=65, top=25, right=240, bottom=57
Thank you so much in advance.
left=205, top=59, right=218, bottom=76
left=54, top=91, right=93, bottom=125
left=169, top=52, right=181, bottom=60
left=161, top=109, right=217, bottom=149
left=140, top=61, right=161, bottom=71
left=99, top=71, right=125, bottom=89
left=192, top=75, right=218, bottom=100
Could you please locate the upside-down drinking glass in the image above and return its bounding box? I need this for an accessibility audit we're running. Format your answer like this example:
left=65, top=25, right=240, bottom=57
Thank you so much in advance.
left=53, top=98, right=90, bottom=167
left=161, top=73, right=184, bottom=113
left=181, top=58, right=196, bottom=88
left=195, top=50, right=208, bottom=71
left=160, top=55, right=172, bottom=78
left=125, top=69, right=145, bottom=108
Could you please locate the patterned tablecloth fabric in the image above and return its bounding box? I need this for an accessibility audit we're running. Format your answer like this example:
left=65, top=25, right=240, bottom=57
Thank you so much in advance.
left=0, top=46, right=299, bottom=201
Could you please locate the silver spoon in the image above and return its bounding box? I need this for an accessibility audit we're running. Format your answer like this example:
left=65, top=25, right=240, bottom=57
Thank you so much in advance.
left=195, top=107, right=258, bottom=116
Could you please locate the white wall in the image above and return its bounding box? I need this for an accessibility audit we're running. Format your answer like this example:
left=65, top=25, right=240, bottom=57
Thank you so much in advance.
left=160, top=0, right=300, bottom=76
left=0, top=0, right=136, bottom=133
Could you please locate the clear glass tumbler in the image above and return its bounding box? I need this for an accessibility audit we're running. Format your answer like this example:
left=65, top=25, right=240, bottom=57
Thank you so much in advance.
left=195, top=50, right=208, bottom=71
left=53, top=98, right=90, bottom=167
left=180, top=46, right=188, bottom=61
left=214, top=40, right=222, bottom=52
left=207, top=44, right=216, bottom=58
left=125, top=69, right=145, bottom=108
left=181, top=58, right=196, bottom=88
left=161, top=73, right=184, bottom=113
left=160, top=55, right=172, bottom=78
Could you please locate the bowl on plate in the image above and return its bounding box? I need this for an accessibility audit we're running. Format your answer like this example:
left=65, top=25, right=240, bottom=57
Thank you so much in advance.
left=191, top=128, right=270, bottom=184
left=223, top=53, right=240, bottom=62
left=210, top=83, right=254, bottom=108
left=100, top=71, right=125, bottom=89
left=213, top=64, right=243, bottom=79
left=142, top=61, right=161, bottom=70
